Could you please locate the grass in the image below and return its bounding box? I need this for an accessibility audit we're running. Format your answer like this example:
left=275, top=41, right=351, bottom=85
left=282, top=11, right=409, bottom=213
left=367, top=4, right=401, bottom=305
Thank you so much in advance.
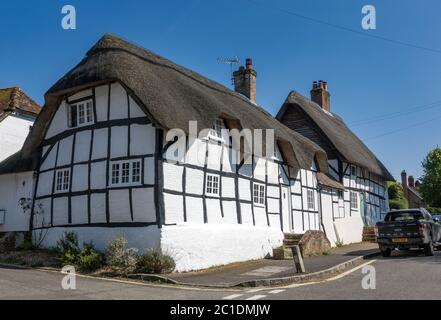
left=0, top=249, right=62, bottom=268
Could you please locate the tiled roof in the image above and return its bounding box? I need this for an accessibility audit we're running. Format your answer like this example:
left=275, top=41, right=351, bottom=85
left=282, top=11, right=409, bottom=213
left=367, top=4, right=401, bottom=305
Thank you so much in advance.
left=0, top=87, right=41, bottom=121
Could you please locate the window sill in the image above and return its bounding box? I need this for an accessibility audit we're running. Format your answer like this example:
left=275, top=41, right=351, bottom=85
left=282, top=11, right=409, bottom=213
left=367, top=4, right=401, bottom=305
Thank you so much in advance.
left=206, top=193, right=220, bottom=198
left=54, top=189, right=69, bottom=194
left=108, top=183, right=142, bottom=189
left=68, top=121, right=95, bottom=129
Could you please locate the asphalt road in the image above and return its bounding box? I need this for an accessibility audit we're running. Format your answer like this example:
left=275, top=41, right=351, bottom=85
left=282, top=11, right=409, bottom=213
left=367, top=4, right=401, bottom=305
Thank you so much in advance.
left=0, top=250, right=440, bottom=300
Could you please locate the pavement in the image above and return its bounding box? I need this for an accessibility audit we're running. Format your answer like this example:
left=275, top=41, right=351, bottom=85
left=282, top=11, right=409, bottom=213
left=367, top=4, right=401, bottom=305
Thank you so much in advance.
left=159, top=242, right=379, bottom=287
left=0, top=249, right=440, bottom=300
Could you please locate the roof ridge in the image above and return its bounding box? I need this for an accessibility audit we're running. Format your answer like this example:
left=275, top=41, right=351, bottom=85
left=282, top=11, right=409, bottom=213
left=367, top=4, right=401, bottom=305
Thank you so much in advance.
left=85, top=33, right=274, bottom=116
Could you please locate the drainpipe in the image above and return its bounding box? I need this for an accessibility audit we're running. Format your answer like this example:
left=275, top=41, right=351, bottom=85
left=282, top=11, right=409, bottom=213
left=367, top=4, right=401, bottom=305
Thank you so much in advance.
left=317, top=185, right=327, bottom=237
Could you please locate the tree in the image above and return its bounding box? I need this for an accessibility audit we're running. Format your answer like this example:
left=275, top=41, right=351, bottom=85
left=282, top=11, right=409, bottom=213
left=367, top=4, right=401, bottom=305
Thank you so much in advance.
left=388, top=182, right=408, bottom=209
left=420, top=148, right=441, bottom=207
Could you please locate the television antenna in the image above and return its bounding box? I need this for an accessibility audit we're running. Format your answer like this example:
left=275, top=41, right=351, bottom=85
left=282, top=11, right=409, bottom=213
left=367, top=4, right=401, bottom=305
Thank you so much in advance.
left=217, top=56, right=240, bottom=85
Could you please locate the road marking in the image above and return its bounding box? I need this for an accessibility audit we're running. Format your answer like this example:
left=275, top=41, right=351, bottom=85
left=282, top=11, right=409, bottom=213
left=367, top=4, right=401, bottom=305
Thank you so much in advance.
left=222, top=294, right=243, bottom=300
left=285, top=259, right=377, bottom=288
left=268, top=289, right=285, bottom=294
left=246, top=294, right=267, bottom=300
left=243, top=266, right=291, bottom=277
left=247, top=288, right=263, bottom=293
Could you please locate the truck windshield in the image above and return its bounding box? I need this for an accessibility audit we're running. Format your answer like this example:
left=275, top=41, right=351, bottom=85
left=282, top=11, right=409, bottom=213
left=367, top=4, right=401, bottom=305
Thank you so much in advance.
left=385, top=211, right=424, bottom=222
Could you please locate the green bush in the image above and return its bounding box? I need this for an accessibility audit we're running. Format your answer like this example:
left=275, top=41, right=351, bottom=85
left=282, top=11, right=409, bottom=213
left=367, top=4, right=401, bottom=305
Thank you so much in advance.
left=76, top=242, right=104, bottom=272
left=389, top=198, right=409, bottom=210
left=136, top=249, right=175, bottom=274
left=57, top=232, right=80, bottom=265
left=105, top=237, right=138, bottom=274
left=57, top=232, right=79, bottom=254
left=388, top=182, right=409, bottom=210
left=427, top=207, right=441, bottom=214
left=56, top=232, right=103, bottom=272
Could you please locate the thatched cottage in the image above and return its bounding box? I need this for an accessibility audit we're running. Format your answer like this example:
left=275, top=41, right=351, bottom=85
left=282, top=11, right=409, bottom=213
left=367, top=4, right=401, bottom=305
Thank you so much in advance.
left=0, top=34, right=391, bottom=271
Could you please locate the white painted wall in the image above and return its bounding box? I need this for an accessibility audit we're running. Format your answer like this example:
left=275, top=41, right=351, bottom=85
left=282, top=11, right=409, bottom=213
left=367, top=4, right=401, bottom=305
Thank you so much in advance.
left=0, top=114, right=34, bottom=162
left=341, top=161, right=389, bottom=225
left=37, top=225, right=161, bottom=252
left=36, top=83, right=156, bottom=228
left=161, top=223, right=283, bottom=272
left=320, top=188, right=364, bottom=245
left=0, top=171, right=34, bottom=232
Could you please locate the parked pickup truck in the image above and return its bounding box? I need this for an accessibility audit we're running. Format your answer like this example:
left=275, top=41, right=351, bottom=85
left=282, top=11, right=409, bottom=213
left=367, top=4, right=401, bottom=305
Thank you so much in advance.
left=375, top=208, right=441, bottom=257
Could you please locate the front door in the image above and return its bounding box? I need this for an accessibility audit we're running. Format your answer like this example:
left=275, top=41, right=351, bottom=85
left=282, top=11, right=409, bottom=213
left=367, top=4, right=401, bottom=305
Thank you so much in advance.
left=281, top=186, right=292, bottom=232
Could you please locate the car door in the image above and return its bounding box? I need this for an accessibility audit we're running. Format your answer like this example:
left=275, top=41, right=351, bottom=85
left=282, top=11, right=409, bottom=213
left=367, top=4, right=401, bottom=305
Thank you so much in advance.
left=425, top=212, right=441, bottom=242
left=433, top=216, right=441, bottom=242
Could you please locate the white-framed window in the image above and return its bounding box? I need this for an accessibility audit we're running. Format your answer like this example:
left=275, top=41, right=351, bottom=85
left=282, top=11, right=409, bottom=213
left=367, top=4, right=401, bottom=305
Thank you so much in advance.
left=205, top=173, right=220, bottom=196
left=253, top=183, right=265, bottom=206
left=307, top=189, right=315, bottom=210
left=109, top=159, right=142, bottom=187
left=208, top=118, right=226, bottom=142
left=68, top=100, right=94, bottom=128
left=350, top=165, right=357, bottom=177
left=350, top=191, right=358, bottom=209
left=55, top=169, right=70, bottom=192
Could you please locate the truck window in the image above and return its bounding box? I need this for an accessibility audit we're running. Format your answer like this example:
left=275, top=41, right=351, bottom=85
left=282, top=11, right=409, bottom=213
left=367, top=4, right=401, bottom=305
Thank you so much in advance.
left=385, top=211, right=424, bottom=222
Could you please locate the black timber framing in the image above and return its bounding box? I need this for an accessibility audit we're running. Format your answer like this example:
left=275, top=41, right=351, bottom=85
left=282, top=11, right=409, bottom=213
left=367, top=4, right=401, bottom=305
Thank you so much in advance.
left=155, top=128, right=165, bottom=227
left=32, top=82, right=159, bottom=230
left=50, top=141, right=60, bottom=226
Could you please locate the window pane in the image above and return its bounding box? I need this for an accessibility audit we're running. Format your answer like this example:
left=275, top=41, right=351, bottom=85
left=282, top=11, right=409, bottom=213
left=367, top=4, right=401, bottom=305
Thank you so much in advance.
left=132, top=161, right=141, bottom=183
left=70, top=105, right=77, bottom=127
left=78, top=104, right=85, bottom=124
left=206, top=174, right=219, bottom=195
left=63, top=170, right=70, bottom=190
left=122, top=163, right=130, bottom=183
left=112, top=163, right=120, bottom=184
left=56, top=171, right=63, bottom=191
left=86, top=102, right=93, bottom=123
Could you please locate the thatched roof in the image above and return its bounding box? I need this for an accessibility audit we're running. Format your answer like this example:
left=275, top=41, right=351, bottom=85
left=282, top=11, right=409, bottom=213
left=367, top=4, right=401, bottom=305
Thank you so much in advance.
left=1, top=34, right=329, bottom=175
left=0, top=87, right=40, bottom=122
left=277, top=91, right=394, bottom=181
left=317, top=172, right=345, bottom=190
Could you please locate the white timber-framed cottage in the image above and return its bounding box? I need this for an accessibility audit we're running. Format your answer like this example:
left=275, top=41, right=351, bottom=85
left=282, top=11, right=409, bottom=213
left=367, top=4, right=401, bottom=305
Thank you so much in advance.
left=0, top=87, right=40, bottom=231
left=0, top=87, right=40, bottom=162
left=277, top=82, right=394, bottom=245
left=0, top=34, right=390, bottom=271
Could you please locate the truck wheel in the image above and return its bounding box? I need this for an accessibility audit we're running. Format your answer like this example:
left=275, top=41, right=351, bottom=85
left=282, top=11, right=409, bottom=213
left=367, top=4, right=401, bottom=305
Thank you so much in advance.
left=380, top=247, right=391, bottom=257
left=424, top=242, right=434, bottom=256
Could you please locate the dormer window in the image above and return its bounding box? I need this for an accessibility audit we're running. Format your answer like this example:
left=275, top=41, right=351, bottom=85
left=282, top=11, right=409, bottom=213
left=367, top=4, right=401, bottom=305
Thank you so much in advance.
left=68, top=100, right=94, bottom=128
left=208, top=118, right=226, bottom=142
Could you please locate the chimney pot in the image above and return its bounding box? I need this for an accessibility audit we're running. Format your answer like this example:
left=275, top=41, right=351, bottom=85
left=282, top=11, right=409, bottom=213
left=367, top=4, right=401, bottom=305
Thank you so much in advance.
left=246, top=58, right=253, bottom=69
left=401, top=170, right=408, bottom=186
left=310, top=80, right=331, bottom=112
left=408, top=175, right=415, bottom=188
left=233, top=58, right=257, bottom=103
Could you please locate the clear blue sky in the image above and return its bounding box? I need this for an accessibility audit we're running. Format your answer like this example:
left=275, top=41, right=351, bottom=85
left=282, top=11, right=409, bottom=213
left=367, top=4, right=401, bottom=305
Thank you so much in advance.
left=1, top=0, right=440, bottom=180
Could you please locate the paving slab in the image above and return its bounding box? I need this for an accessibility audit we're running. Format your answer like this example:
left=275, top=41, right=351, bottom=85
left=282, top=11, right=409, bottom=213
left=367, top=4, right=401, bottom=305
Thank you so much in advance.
left=164, top=242, right=379, bottom=287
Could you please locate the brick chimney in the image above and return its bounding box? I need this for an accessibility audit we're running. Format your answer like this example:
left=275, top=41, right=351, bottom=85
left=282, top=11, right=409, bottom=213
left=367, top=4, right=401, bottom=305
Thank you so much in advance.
left=408, top=175, right=415, bottom=189
left=401, top=170, right=408, bottom=198
left=233, top=58, right=257, bottom=103
left=311, top=80, right=331, bottom=112
left=401, top=170, right=407, bottom=187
